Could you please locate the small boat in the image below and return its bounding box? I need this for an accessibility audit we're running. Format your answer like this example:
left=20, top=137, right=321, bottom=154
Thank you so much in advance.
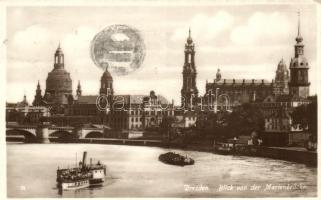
left=57, top=152, right=107, bottom=190
left=159, top=152, right=194, bottom=166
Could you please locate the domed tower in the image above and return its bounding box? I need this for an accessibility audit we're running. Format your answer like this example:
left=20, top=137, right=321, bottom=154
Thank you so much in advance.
left=99, top=65, right=114, bottom=96
left=44, top=44, right=72, bottom=105
left=274, top=58, right=289, bottom=96
left=181, top=28, right=198, bottom=109
left=33, top=80, right=43, bottom=106
left=288, top=13, right=310, bottom=98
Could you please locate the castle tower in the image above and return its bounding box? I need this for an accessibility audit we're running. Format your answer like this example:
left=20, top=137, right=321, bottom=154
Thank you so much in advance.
left=33, top=80, right=43, bottom=106
left=44, top=44, right=72, bottom=105
left=274, top=58, right=289, bottom=96
left=181, top=28, right=198, bottom=109
left=76, top=81, right=82, bottom=97
left=288, top=12, right=310, bottom=98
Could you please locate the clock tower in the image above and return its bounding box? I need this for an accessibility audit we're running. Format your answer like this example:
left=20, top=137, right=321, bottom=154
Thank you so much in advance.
left=181, top=28, right=198, bottom=110
left=289, top=13, right=310, bottom=98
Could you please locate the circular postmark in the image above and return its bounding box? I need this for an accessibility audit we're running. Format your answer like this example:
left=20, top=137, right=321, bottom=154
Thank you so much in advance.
left=90, top=24, right=145, bottom=76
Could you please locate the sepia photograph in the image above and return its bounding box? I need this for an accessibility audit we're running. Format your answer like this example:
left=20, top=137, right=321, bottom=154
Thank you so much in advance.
left=1, top=0, right=319, bottom=198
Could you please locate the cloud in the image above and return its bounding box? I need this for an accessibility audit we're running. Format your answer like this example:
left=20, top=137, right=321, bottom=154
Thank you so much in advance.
left=10, top=25, right=52, bottom=60
left=62, top=26, right=97, bottom=60
left=171, top=10, right=234, bottom=42
left=230, top=12, right=291, bottom=46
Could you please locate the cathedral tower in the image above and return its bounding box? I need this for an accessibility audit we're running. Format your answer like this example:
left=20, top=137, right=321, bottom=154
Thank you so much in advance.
left=100, top=65, right=114, bottom=96
left=288, top=13, right=310, bottom=98
left=44, top=44, right=73, bottom=105
left=181, top=28, right=198, bottom=109
left=99, top=65, right=114, bottom=114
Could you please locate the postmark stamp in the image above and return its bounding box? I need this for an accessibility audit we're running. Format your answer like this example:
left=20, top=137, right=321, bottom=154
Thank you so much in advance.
left=90, top=24, right=145, bottom=76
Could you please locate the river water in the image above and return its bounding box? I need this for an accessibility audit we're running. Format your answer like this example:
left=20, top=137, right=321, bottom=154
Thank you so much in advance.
left=7, top=143, right=317, bottom=198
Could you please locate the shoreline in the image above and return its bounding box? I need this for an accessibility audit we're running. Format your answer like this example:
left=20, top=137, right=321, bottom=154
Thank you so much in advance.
left=6, top=137, right=317, bottom=167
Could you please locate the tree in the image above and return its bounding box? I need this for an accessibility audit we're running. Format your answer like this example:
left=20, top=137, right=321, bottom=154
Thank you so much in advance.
left=159, top=116, right=176, bottom=140
left=225, top=103, right=265, bottom=138
left=195, top=111, right=230, bottom=140
left=291, top=96, right=317, bottom=141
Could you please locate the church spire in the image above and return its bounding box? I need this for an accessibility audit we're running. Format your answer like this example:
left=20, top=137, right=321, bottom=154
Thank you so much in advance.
left=33, top=80, right=43, bottom=106
left=23, top=93, right=27, bottom=103
left=296, top=11, right=303, bottom=43
left=187, top=27, right=193, bottom=44
left=76, top=80, right=82, bottom=97
left=297, top=11, right=300, bottom=36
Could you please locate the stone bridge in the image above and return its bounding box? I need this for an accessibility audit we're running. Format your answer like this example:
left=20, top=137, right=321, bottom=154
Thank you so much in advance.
left=6, top=124, right=106, bottom=143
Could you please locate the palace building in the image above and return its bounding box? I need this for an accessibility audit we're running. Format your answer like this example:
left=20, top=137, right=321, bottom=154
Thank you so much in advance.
left=66, top=65, right=175, bottom=131
left=203, top=15, right=310, bottom=113
left=203, top=57, right=291, bottom=111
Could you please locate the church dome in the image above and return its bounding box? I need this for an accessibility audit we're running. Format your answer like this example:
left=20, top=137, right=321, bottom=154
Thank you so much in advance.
left=101, top=68, right=113, bottom=80
left=44, top=44, right=73, bottom=104
left=46, top=68, right=72, bottom=91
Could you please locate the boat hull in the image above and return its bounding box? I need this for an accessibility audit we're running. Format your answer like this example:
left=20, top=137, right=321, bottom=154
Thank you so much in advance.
left=159, top=152, right=194, bottom=166
left=59, top=179, right=90, bottom=190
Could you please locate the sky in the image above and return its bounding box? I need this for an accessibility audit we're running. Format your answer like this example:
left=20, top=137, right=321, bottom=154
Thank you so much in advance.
left=6, top=4, right=318, bottom=105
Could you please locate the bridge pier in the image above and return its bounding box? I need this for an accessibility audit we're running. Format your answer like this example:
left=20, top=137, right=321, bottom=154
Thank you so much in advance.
left=36, top=124, right=50, bottom=144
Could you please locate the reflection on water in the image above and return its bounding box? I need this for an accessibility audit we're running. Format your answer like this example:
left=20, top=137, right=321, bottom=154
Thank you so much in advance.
left=7, top=143, right=317, bottom=198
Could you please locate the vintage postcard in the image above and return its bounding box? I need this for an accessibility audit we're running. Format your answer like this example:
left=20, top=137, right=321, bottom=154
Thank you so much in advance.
left=1, top=0, right=319, bottom=199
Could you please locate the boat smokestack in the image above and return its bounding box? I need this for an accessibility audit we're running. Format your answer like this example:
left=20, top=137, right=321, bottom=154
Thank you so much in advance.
left=82, top=151, right=87, bottom=167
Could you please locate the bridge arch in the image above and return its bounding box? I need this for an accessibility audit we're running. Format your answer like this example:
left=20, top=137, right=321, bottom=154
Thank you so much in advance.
left=49, top=130, right=73, bottom=138
left=85, top=131, right=104, bottom=138
left=6, top=129, right=36, bottom=142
